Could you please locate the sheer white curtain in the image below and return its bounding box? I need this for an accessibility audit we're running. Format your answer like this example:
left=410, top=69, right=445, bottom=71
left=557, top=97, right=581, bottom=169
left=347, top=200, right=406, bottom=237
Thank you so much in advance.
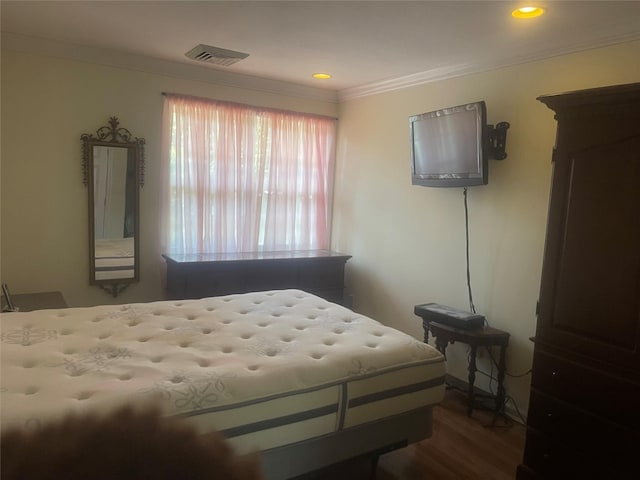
left=161, top=94, right=336, bottom=255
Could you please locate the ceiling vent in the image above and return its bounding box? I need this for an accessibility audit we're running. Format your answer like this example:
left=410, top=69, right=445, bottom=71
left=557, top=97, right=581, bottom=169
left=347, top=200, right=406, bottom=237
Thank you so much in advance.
left=185, top=44, right=249, bottom=66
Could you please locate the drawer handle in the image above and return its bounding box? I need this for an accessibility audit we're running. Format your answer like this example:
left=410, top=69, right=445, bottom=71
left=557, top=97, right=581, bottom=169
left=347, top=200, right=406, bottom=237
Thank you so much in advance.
left=551, top=371, right=558, bottom=378
left=546, top=412, right=553, bottom=419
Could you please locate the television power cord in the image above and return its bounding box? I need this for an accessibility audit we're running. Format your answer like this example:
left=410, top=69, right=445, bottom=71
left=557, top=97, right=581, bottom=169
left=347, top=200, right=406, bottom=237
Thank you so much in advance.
left=463, top=187, right=477, bottom=316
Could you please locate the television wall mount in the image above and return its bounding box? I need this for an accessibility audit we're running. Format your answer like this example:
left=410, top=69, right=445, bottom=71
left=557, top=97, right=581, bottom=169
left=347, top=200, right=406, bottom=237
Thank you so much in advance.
left=488, top=121, right=510, bottom=160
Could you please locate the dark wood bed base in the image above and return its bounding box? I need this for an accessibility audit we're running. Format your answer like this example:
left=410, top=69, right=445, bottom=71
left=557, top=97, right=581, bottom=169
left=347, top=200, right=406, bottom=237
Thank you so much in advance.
left=255, top=406, right=433, bottom=479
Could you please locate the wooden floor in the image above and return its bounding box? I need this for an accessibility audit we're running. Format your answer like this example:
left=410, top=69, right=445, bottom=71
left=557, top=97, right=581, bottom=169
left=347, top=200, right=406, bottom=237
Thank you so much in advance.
left=311, top=388, right=526, bottom=480
left=377, top=388, right=526, bottom=479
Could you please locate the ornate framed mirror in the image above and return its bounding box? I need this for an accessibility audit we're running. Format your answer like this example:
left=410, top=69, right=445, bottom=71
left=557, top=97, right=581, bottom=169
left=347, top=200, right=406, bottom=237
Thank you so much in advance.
left=81, top=117, right=145, bottom=297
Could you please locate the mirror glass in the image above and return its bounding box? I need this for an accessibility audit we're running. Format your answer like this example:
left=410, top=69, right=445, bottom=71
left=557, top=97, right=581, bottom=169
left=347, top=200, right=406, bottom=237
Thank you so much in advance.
left=82, top=117, right=144, bottom=297
left=93, top=146, right=136, bottom=281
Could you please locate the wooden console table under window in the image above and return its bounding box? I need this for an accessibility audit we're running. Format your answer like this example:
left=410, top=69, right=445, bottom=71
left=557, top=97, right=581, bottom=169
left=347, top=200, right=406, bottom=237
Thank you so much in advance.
left=162, top=250, right=351, bottom=305
left=414, top=307, right=510, bottom=416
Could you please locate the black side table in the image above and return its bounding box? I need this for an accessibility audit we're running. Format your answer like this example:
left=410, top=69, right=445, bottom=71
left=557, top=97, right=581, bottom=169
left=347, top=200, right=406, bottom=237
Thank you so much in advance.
left=415, top=307, right=510, bottom=416
left=1, top=291, right=67, bottom=312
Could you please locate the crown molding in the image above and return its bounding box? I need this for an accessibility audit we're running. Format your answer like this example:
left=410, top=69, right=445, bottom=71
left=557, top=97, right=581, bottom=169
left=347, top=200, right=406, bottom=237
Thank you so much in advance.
left=1, top=32, right=339, bottom=104
left=338, top=31, right=640, bottom=102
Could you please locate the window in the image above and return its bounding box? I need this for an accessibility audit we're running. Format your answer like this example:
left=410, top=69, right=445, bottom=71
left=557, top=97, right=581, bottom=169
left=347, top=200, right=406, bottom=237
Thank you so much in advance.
left=161, top=94, right=336, bottom=255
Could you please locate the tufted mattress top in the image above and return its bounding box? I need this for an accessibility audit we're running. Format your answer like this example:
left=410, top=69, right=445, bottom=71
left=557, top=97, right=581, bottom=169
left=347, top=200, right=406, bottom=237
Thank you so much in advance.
left=0, top=289, right=445, bottom=453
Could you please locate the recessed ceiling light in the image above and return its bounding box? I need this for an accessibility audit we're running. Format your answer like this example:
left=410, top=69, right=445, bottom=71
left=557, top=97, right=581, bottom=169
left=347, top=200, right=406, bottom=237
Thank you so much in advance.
left=312, top=73, right=332, bottom=80
left=512, top=6, right=545, bottom=18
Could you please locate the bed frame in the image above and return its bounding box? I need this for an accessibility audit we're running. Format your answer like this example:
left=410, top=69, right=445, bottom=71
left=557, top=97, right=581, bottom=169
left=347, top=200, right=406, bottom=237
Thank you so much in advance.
left=257, top=406, right=433, bottom=479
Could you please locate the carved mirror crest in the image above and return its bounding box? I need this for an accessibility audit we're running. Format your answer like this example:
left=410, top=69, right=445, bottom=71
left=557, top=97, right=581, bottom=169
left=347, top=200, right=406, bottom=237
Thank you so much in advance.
left=81, top=117, right=145, bottom=297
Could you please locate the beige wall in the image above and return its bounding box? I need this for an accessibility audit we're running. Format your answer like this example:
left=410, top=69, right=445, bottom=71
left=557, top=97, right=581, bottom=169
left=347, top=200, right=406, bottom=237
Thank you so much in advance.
left=332, top=40, right=640, bottom=416
left=0, top=49, right=337, bottom=307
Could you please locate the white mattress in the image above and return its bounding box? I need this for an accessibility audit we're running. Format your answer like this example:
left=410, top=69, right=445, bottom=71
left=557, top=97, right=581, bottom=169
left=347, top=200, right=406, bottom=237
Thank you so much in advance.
left=0, top=289, right=445, bottom=454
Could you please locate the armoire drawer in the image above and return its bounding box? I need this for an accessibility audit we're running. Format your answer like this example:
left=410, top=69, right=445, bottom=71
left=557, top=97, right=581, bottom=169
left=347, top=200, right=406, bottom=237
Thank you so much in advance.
left=527, top=389, right=638, bottom=470
left=522, top=428, right=627, bottom=480
left=531, top=348, right=638, bottom=428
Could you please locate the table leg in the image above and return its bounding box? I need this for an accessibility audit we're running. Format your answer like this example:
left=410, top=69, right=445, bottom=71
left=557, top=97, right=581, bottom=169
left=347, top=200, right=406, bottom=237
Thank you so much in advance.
left=422, top=321, right=430, bottom=344
left=467, top=345, right=478, bottom=416
left=496, top=344, right=507, bottom=413
left=434, top=335, right=448, bottom=357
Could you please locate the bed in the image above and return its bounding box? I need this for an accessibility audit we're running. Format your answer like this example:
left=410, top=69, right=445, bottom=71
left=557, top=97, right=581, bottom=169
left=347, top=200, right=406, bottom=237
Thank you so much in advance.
left=0, top=289, right=445, bottom=479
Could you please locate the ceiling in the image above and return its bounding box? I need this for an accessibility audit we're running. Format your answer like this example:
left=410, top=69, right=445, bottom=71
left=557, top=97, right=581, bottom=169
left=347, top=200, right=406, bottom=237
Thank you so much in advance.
left=2, top=1, right=639, bottom=100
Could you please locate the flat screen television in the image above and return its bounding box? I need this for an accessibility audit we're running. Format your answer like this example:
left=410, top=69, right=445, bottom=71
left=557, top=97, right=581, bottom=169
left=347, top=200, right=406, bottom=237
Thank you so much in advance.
left=410, top=100, right=488, bottom=187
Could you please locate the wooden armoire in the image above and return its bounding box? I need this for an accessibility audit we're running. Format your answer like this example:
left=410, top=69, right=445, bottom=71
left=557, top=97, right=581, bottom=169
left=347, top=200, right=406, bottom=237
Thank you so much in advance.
left=517, top=83, right=640, bottom=479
